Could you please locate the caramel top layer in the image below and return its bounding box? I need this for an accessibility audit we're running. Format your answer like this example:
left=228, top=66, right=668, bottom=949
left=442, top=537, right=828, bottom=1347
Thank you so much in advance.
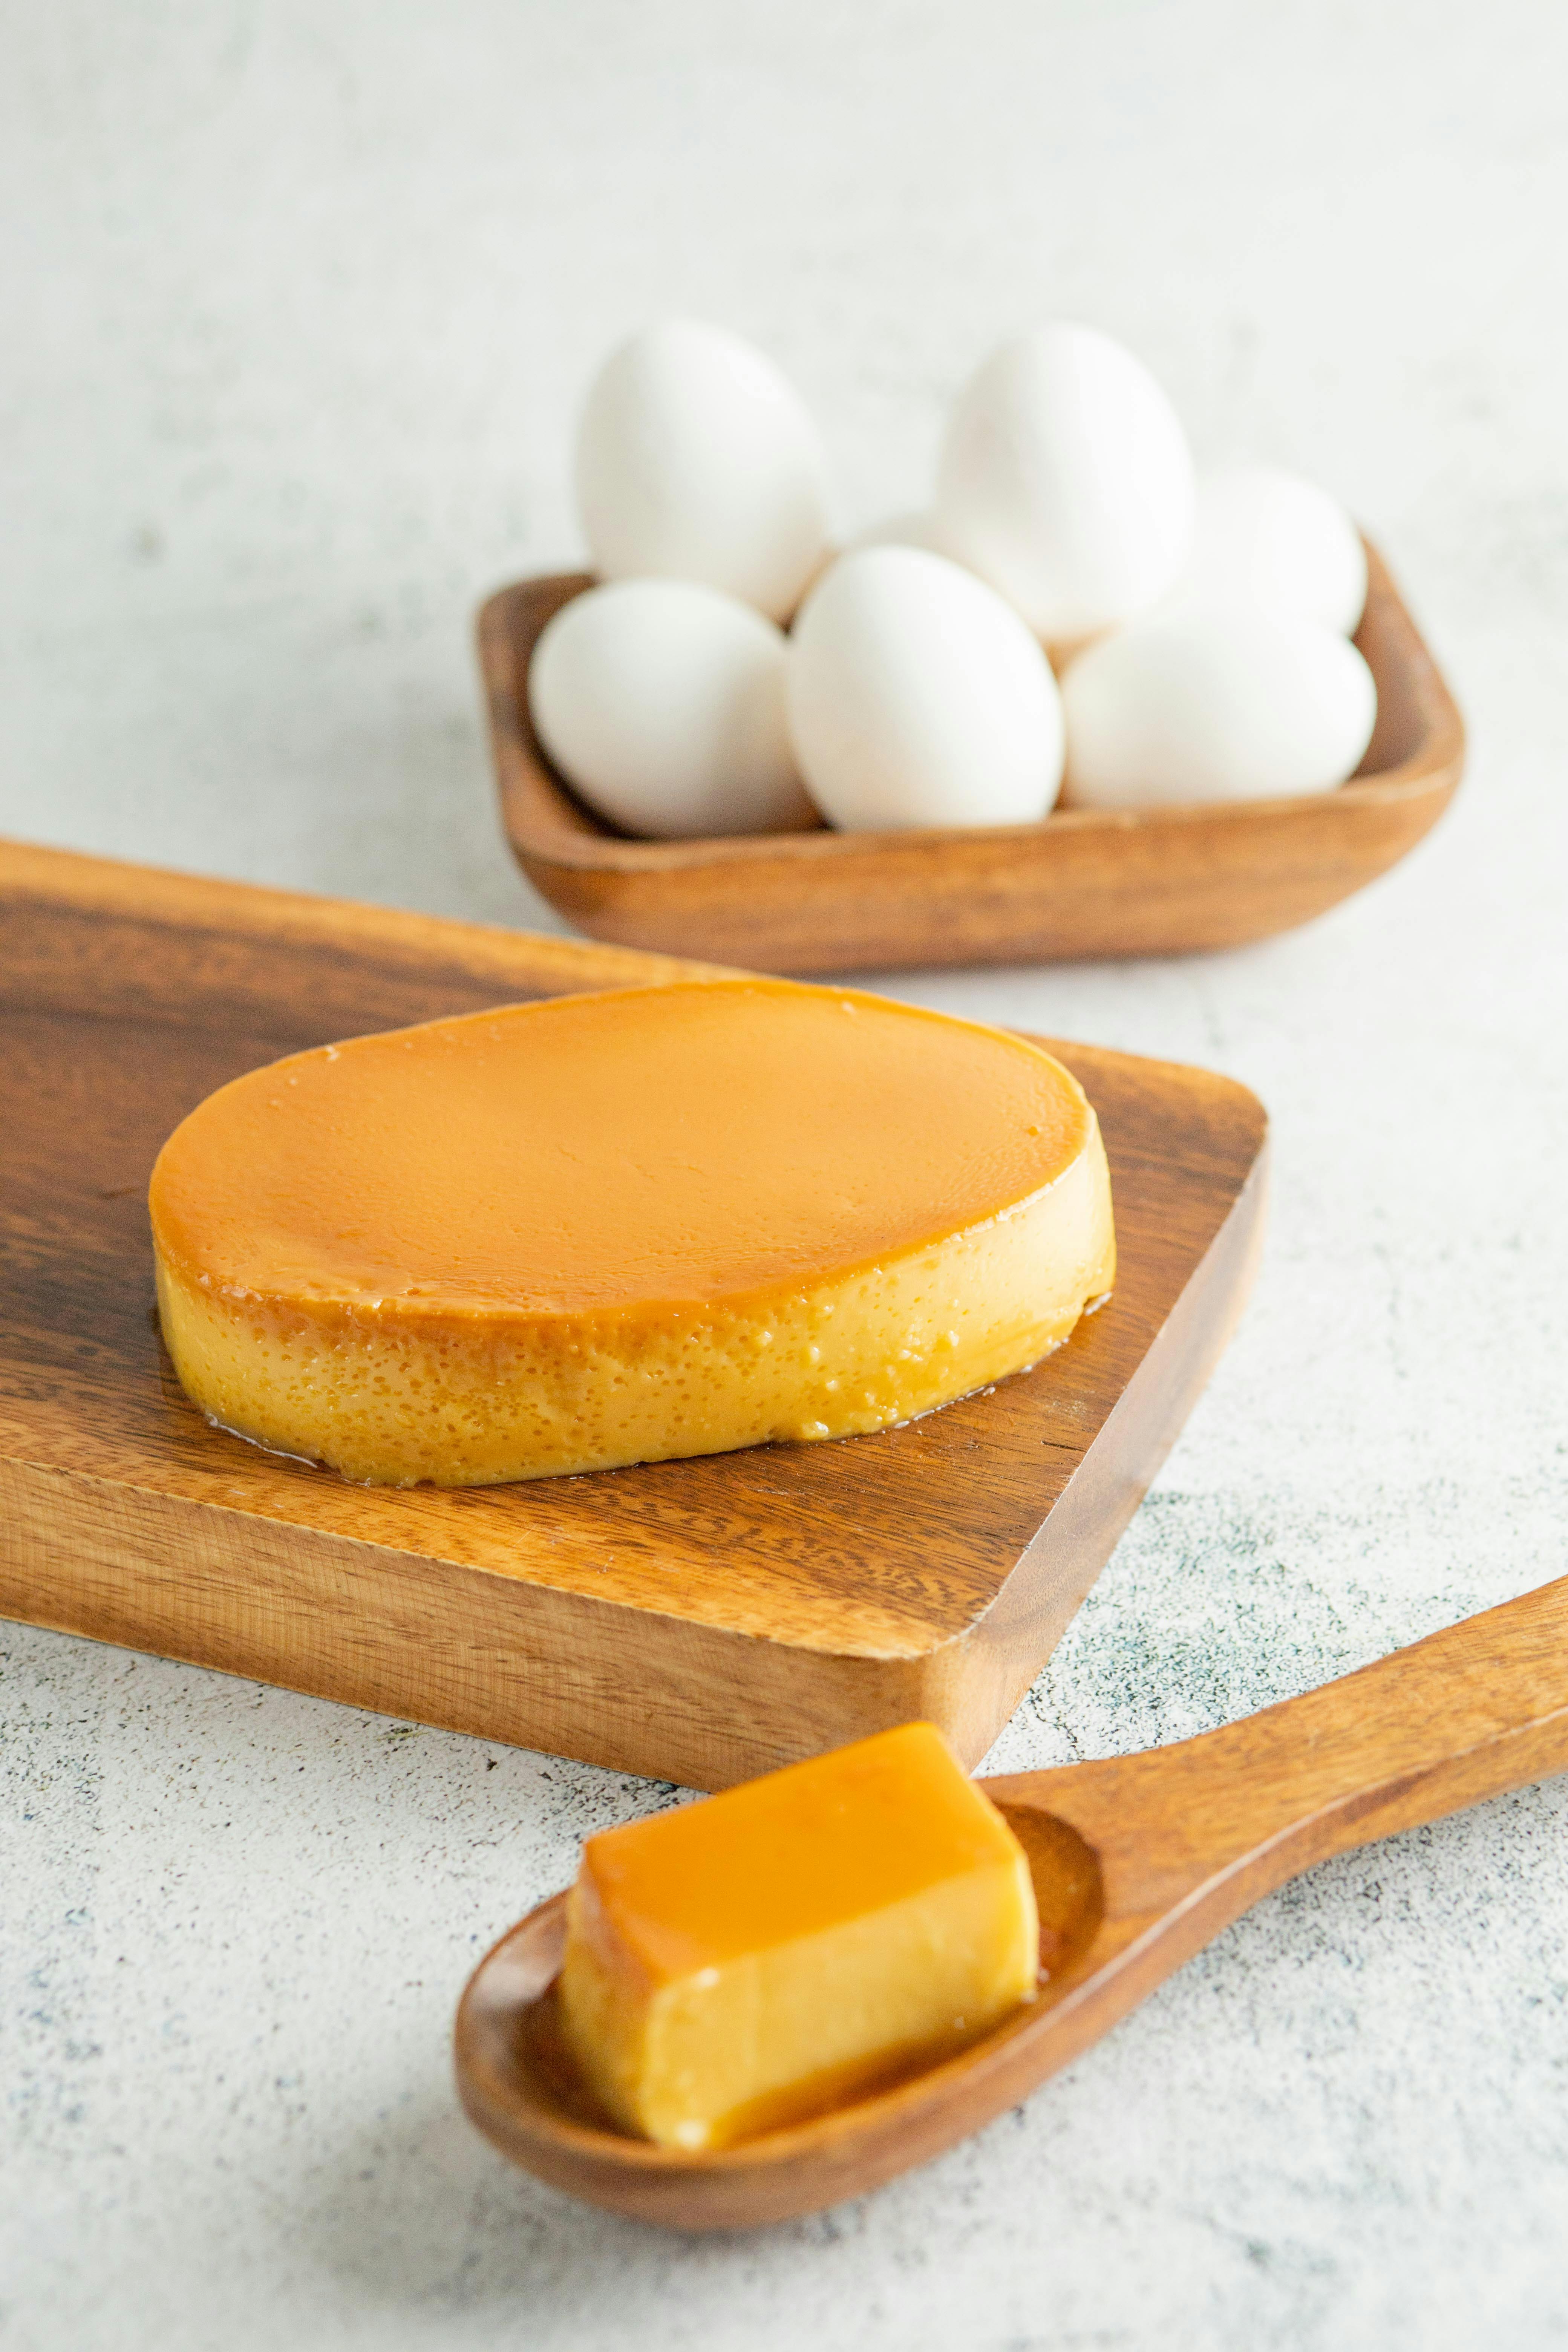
left=579, top=1722, right=1027, bottom=1978
left=149, top=979, right=1093, bottom=1320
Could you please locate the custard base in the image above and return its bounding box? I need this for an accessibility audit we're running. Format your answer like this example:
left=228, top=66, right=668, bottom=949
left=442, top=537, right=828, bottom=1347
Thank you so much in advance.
left=154, top=1129, right=1114, bottom=1487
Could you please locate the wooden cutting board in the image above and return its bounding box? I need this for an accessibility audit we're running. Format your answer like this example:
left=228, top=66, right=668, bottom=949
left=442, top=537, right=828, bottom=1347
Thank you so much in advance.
left=0, top=840, right=1268, bottom=1790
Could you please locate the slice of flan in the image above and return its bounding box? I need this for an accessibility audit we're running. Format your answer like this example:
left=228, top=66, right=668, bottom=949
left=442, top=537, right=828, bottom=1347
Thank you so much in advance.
left=559, top=1721, right=1041, bottom=2149
left=149, top=977, right=1115, bottom=1487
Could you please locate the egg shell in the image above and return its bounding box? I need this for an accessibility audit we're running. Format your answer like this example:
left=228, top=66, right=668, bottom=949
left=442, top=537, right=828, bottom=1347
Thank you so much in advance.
left=575, top=319, right=832, bottom=623
left=934, top=323, right=1196, bottom=650
left=528, top=579, right=816, bottom=839
left=1171, top=464, right=1369, bottom=634
left=786, top=547, right=1064, bottom=832
left=841, top=511, right=944, bottom=556
left=1060, top=604, right=1377, bottom=809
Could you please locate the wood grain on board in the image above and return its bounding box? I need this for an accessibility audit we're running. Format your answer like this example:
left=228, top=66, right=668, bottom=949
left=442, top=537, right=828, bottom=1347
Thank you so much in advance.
left=484, top=539, right=1464, bottom=973
left=0, top=841, right=1267, bottom=1788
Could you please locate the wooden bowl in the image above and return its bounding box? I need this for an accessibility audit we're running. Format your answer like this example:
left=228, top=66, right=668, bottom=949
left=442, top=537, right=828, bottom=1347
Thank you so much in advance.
left=480, top=541, right=1464, bottom=975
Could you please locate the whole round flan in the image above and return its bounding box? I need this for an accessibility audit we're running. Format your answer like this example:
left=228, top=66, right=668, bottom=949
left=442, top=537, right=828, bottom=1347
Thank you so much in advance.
left=149, top=978, right=1115, bottom=1487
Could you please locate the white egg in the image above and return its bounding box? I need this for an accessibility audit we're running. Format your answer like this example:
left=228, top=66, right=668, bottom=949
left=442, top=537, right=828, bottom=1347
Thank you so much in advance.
left=1171, top=464, right=1368, bottom=634
left=841, top=510, right=943, bottom=556
left=934, top=323, right=1196, bottom=651
left=574, top=319, right=832, bottom=623
left=786, top=548, right=1064, bottom=831
left=528, top=579, right=816, bottom=839
left=1060, top=605, right=1377, bottom=808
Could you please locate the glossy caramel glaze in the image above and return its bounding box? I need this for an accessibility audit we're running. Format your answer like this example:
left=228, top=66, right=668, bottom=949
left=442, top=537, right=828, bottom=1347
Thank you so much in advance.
left=150, top=978, right=1115, bottom=1485
left=559, top=1723, right=1039, bottom=2148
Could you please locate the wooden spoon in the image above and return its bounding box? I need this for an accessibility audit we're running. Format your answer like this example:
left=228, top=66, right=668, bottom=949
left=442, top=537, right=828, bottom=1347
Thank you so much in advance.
left=455, top=1573, right=1568, bottom=2231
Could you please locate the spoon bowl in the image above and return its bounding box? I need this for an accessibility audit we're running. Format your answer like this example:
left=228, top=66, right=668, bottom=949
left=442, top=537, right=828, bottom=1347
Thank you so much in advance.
left=455, top=1801, right=1106, bottom=2231
left=456, top=1573, right=1568, bottom=2229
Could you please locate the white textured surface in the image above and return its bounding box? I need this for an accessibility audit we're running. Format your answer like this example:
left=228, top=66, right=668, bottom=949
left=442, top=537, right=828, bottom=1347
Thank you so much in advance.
left=4, top=3, right=1568, bottom=2346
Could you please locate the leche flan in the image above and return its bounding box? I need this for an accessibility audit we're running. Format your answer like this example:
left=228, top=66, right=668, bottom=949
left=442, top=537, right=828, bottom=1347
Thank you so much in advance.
left=149, top=977, right=1115, bottom=1487
left=560, top=1721, right=1041, bottom=2149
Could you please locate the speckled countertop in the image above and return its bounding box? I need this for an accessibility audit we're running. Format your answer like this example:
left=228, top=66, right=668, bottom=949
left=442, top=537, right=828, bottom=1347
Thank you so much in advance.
left=4, top=4, right=1568, bottom=2346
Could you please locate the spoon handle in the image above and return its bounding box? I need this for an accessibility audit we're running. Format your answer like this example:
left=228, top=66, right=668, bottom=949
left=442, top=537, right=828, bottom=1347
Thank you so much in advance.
left=993, top=1572, right=1568, bottom=1920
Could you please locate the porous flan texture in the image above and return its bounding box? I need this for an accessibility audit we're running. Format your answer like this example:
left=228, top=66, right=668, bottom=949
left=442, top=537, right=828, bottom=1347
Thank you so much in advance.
left=149, top=978, right=1115, bottom=1487
left=560, top=1723, right=1041, bottom=2150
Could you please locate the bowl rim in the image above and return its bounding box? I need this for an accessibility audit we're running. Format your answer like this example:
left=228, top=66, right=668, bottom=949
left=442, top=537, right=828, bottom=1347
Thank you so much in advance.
left=481, top=536, right=1465, bottom=878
